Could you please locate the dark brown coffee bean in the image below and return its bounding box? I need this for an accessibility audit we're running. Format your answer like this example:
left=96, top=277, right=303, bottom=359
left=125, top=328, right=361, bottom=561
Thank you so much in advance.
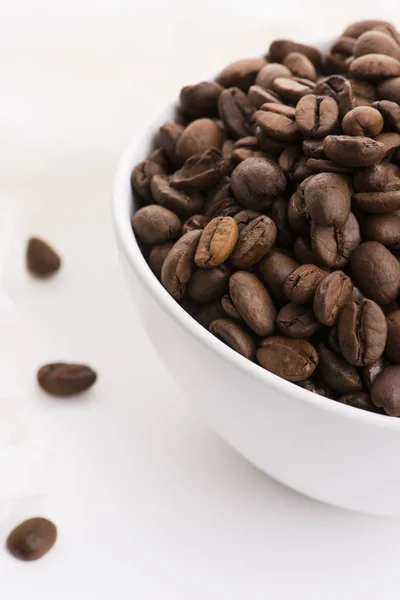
left=216, top=57, right=267, bottom=92
left=26, top=238, right=61, bottom=277
left=323, top=135, right=385, bottom=167
left=258, top=249, right=299, bottom=300
left=195, top=216, right=238, bottom=268
left=148, top=241, right=175, bottom=278
left=159, top=121, right=185, bottom=165
left=343, top=20, right=394, bottom=39
left=283, top=264, right=326, bottom=304
left=268, top=40, right=322, bottom=68
left=270, top=196, right=295, bottom=248
left=284, top=52, right=317, bottom=81
left=272, top=77, right=315, bottom=104
left=314, top=75, right=354, bottom=118
left=231, top=156, right=286, bottom=210
left=37, top=363, right=97, bottom=396
left=352, top=163, right=395, bottom=192
left=150, top=175, right=203, bottom=218
left=354, top=30, right=400, bottom=61
left=7, top=518, right=57, bottom=561
left=303, top=173, right=351, bottom=227
left=204, top=197, right=242, bottom=221
left=306, top=158, right=353, bottom=174
left=229, top=271, right=276, bottom=336
left=203, top=176, right=231, bottom=211
left=131, top=158, right=167, bottom=202
left=255, top=63, right=292, bottom=89
left=195, top=301, right=226, bottom=328
left=350, top=78, right=378, bottom=105
left=350, top=241, right=400, bottom=304
left=257, top=336, right=318, bottom=382
left=294, top=236, right=324, bottom=266
left=353, top=188, right=400, bottom=213
left=230, top=136, right=263, bottom=165
left=373, top=132, right=400, bottom=158
left=302, top=139, right=325, bottom=158
left=260, top=102, right=296, bottom=118
left=234, top=209, right=262, bottom=232
left=276, top=302, right=320, bottom=338
left=161, top=230, right=201, bottom=299
left=363, top=213, right=400, bottom=248
left=132, top=205, right=181, bottom=246
left=298, top=373, right=335, bottom=398
left=255, top=110, right=299, bottom=142
left=338, top=299, right=387, bottom=367
left=339, top=392, right=380, bottom=412
left=295, top=95, right=339, bottom=138
left=255, top=127, right=286, bottom=156
left=176, top=119, right=223, bottom=162
left=313, top=271, right=353, bottom=326
left=188, top=264, right=230, bottom=303
left=342, top=106, right=384, bottom=137
left=385, top=310, right=400, bottom=362
left=209, top=317, right=256, bottom=360
left=230, top=216, right=277, bottom=268
left=378, top=77, right=400, bottom=104
left=179, top=81, right=223, bottom=118
left=171, top=148, right=226, bottom=191
left=372, top=100, right=400, bottom=132
left=363, top=357, right=389, bottom=389
left=181, top=214, right=206, bottom=235
left=311, top=212, right=361, bottom=268
left=331, top=36, right=356, bottom=56
left=318, top=343, right=363, bottom=393
left=324, top=52, right=350, bottom=75
left=350, top=54, right=400, bottom=79
left=279, top=146, right=314, bottom=182
left=221, top=295, right=241, bottom=320
left=218, top=87, right=255, bottom=139
left=371, top=365, right=400, bottom=416
left=248, top=86, right=282, bottom=109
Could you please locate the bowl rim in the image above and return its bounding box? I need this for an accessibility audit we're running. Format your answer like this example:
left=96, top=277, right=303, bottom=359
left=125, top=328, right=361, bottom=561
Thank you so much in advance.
left=112, top=108, right=400, bottom=432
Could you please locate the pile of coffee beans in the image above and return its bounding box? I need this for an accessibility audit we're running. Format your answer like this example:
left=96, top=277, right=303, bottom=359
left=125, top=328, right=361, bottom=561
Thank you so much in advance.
left=131, top=19, right=400, bottom=417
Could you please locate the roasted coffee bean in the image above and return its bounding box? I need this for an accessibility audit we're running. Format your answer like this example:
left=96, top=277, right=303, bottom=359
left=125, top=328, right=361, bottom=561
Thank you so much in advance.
left=303, top=173, right=351, bottom=226
left=181, top=214, right=206, bottom=235
left=311, top=212, right=361, bottom=268
left=306, top=158, right=353, bottom=174
left=371, top=365, right=400, bottom=416
left=373, top=23, right=400, bottom=45
left=7, top=518, right=57, bottom=561
left=313, top=271, right=353, bottom=326
left=385, top=310, right=400, bottom=363
left=350, top=78, right=378, bottom=105
left=255, top=110, right=299, bottom=142
left=131, top=158, right=166, bottom=202
left=352, top=163, right=396, bottom=192
left=298, top=374, right=335, bottom=398
left=230, top=137, right=264, bottom=165
left=276, top=302, right=320, bottom=338
left=270, top=196, right=295, bottom=248
left=260, top=102, right=296, bottom=118
left=318, top=343, right=362, bottom=393
left=37, top=363, right=97, bottom=397
left=372, top=100, right=400, bottom=132
left=148, top=241, right=175, bottom=278
left=216, top=57, right=267, bottom=92
left=293, top=236, right=323, bottom=266
left=209, top=317, right=256, bottom=360
left=284, top=52, right=317, bottom=81
left=283, top=264, right=326, bottom=304
left=331, top=36, right=356, bottom=56
left=234, top=209, right=262, bottom=232
left=195, top=216, right=238, bottom=268
left=151, top=175, right=203, bottom=218
left=323, top=135, right=385, bottom=167
left=188, top=264, right=230, bottom=303
left=255, top=63, right=292, bottom=89
left=179, top=81, right=223, bottom=118
left=221, top=295, right=241, bottom=320
left=218, top=87, right=255, bottom=139
left=354, top=30, right=400, bottom=61
left=132, top=205, right=181, bottom=246
left=257, top=336, right=318, bottom=382
left=258, top=249, right=299, bottom=300
left=195, top=301, right=226, bottom=328
left=350, top=241, right=400, bottom=304
left=175, top=119, right=223, bottom=162
left=159, top=121, right=185, bottom=165
left=363, top=357, right=389, bottom=389
left=374, top=132, right=400, bottom=158
left=349, top=53, right=400, bottom=79
left=327, top=325, right=341, bottom=354
left=324, top=52, right=350, bottom=75
left=248, top=86, right=282, bottom=109
left=303, top=139, right=326, bottom=158
left=272, top=77, right=315, bottom=104
left=231, top=156, right=286, bottom=210
left=171, top=148, right=226, bottom=191
left=295, top=95, right=339, bottom=138
left=279, top=146, right=311, bottom=181
left=230, top=216, right=277, bottom=268
left=255, top=127, right=286, bottom=156
left=203, top=176, right=231, bottom=209
left=161, top=230, right=202, bottom=299
left=338, top=299, right=387, bottom=367
left=353, top=188, right=400, bottom=213
left=339, top=392, right=380, bottom=412
left=343, top=19, right=394, bottom=39
left=314, top=75, right=354, bottom=118
left=363, top=213, right=400, bottom=248
left=378, top=77, right=400, bottom=104
left=268, top=39, right=322, bottom=67
left=342, top=106, right=384, bottom=136
left=287, top=189, right=309, bottom=236
left=26, top=237, right=61, bottom=277
left=204, top=197, right=241, bottom=221
left=229, top=271, right=276, bottom=336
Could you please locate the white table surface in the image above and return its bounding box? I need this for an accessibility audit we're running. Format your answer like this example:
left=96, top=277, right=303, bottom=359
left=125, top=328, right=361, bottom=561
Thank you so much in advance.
left=1, top=1, right=400, bottom=597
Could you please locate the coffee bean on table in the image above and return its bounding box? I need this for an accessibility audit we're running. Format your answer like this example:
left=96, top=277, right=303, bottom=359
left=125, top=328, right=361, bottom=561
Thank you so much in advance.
left=255, top=110, right=299, bottom=142
left=343, top=19, right=394, bottom=39
left=7, top=518, right=57, bottom=561
left=26, top=237, right=61, bottom=277
left=350, top=241, right=400, bottom=304
left=313, top=271, right=353, bottom=326
left=161, top=230, right=202, bottom=299
left=338, top=299, right=387, bottom=366
left=371, top=365, right=400, bottom=416
left=276, top=302, right=320, bottom=338
left=314, top=75, right=355, bottom=118
left=268, top=39, right=322, bottom=68
left=354, top=30, right=400, bottom=61
left=37, top=363, right=97, bottom=396
left=195, top=216, right=238, bottom=268
left=257, top=336, right=318, bottom=382
left=229, top=271, right=276, bottom=336
left=209, top=317, right=256, bottom=360
left=272, top=77, right=315, bottom=104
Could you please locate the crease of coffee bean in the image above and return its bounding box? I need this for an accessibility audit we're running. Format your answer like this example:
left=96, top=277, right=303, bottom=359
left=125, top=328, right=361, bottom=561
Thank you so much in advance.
left=311, top=97, right=323, bottom=137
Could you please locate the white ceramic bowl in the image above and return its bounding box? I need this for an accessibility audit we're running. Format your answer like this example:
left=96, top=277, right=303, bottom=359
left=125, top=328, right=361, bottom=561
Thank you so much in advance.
left=113, top=95, right=400, bottom=518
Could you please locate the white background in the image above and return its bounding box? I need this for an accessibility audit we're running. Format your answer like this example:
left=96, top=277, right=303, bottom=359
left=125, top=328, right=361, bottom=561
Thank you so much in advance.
left=1, top=1, right=400, bottom=598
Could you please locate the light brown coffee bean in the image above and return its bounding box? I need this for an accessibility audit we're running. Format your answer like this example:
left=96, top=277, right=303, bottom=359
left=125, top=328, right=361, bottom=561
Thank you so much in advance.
left=343, top=20, right=394, bottom=39
left=131, top=205, right=181, bottom=246
left=350, top=241, right=400, bottom=304
left=231, top=156, right=286, bottom=210
left=188, top=264, right=230, bottom=303
left=176, top=119, right=223, bottom=162
left=350, top=54, right=400, bottom=79
left=342, top=106, right=384, bottom=136
left=229, top=271, right=276, bottom=336
left=195, top=216, right=238, bottom=268
left=248, top=86, right=282, bottom=109
left=26, top=237, right=61, bottom=277
left=313, top=271, right=353, bottom=326
left=216, top=57, right=267, bottom=91
left=272, top=77, right=315, bottom=103
left=354, top=30, right=400, bottom=61
left=284, top=52, right=317, bottom=80
left=331, top=36, right=356, bottom=56
left=151, top=175, right=203, bottom=218
left=295, top=95, right=339, bottom=138
left=37, top=363, right=97, bottom=396
left=161, top=230, right=202, bottom=299
left=255, top=63, right=292, bottom=89
left=257, top=336, right=318, bottom=382
left=283, top=264, right=326, bottom=304
left=260, top=102, right=296, bottom=118
left=323, top=135, right=385, bottom=167
left=209, top=317, right=256, bottom=360
left=7, top=518, right=57, bottom=561
left=179, top=81, right=223, bottom=118
left=230, top=216, right=277, bottom=268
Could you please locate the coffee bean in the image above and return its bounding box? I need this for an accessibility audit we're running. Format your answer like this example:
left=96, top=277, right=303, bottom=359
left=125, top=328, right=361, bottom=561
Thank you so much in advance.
left=339, top=392, right=380, bottom=412
left=306, top=158, right=353, bottom=174
left=313, top=271, right=353, bottom=326
left=268, top=39, right=322, bottom=68
left=283, top=264, right=326, bottom=304
left=342, top=106, right=384, bottom=136
left=373, top=23, right=400, bottom=46
left=255, top=110, right=299, bottom=142
left=372, top=100, right=400, bottom=132
left=279, top=146, right=314, bottom=182
left=302, top=139, right=326, bottom=158
left=363, top=357, right=389, bottom=389
left=161, top=230, right=202, bottom=299
left=257, top=336, right=318, bottom=382
left=179, top=81, right=223, bottom=118
left=195, top=301, right=226, bottom=328
left=255, top=63, right=292, bottom=89
left=272, top=77, right=315, bottom=104
left=221, top=295, right=241, bottom=320
left=203, top=176, right=231, bottom=211
left=218, top=87, right=255, bottom=139
left=385, top=310, right=400, bottom=362
left=324, top=52, right=350, bottom=75
left=276, top=302, right=320, bottom=338
left=363, top=213, right=400, bottom=248
left=148, top=241, right=175, bottom=278
left=258, top=249, right=298, bottom=300
left=204, top=196, right=241, bottom=221
left=331, top=36, right=356, bottom=56
left=231, top=136, right=263, bottom=165
left=229, top=271, right=276, bottom=336
left=255, top=127, right=286, bottom=156
left=343, top=20, right=394, bottom=39
left=294, top=236, right=324, bottom=266
left=338, top=299, right=387, bottom=367
left=270, top=196, right=295, bottom=248
left=350, top=53, right=400, bottom=79
left=374, top=132, right=400, bottom=158
left=248, top=86, right=282, bottom=109
left=350, top=241, right=400, bottom=304
left=209, top=317, right=256, bottom=360
left=298, top=374, right=335, bottom=398
left=230, top=216, right=277, bottom=268
left=188, top=264, right=230, bottom=303
left=37, top=363, right=97, bottom=396
left=195, top=216, right=238, bottom=268
left=352, top=163, right=395, bottom=192
left=131, top=158, right=166, bottom=202
left=7, top=518, right=57, bottom=561
left=378, top=77, right=400, bottom=104
left=323, top=135, right=385, bottom=167
left=350, top=78, right=378, bottom=105
left=371, top=365, right=400, bottom=416
left=260, top=102, right=296, bottom=118
left=303, top=173, right=351, bottom=226
left=311, top=212, right=361, bottom=268
left=234, top=209, right=262, bottom=232
left=231, top=156, right=286, bottom=210
left=181, top=214, right=206, bottom=235
left=216, top=57, right=267, bottom=92
left=159, top=121, right=185, bottom=165
left=131, top=205, right=181, bottom=246
left=318, top=343, right=362, bottom=393
left=151, top=175, right=203, bottom=218
left=353, top=189, right=400, bottom=213
left=284, top=52, right=317, bottom=81
left=171, top=148, right=227, bottom=191
left=354, top=30, right=400, bottom=61
left=175, top=119, right=223, bottom=162
left=314, top=75, right=354, bottom=118
left=295, top=95, right=339, bottom=138
left=26, top=238, right=61, bottom=277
